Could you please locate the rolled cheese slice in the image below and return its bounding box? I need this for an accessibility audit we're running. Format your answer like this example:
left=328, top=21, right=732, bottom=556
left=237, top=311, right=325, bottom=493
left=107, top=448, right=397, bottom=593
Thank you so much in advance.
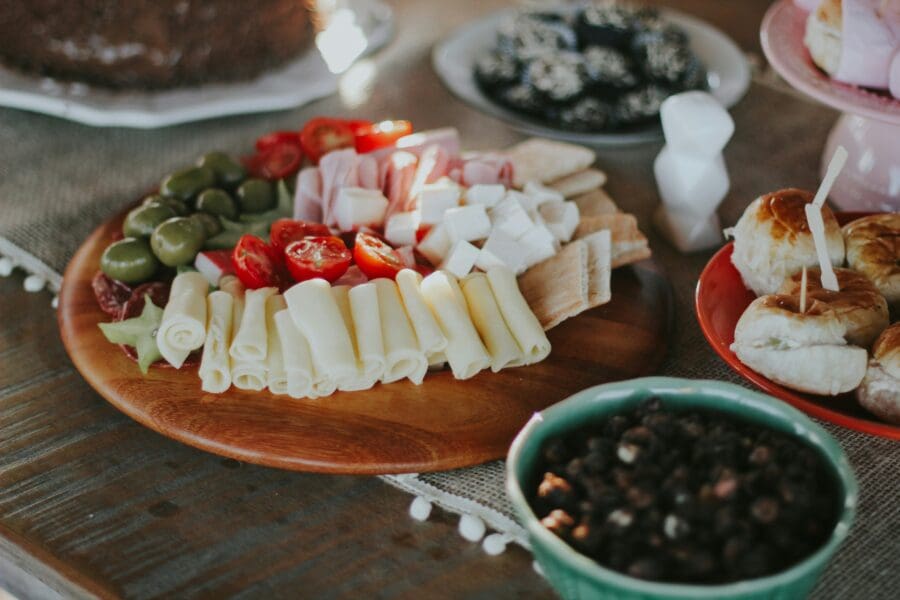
left=373, top=278, right=428, bottom=384
left=348, top=282, right=387, bottom=386
left=396, top=269, right=448, bottom=360
left=486, top=267, right=551, bottom=365
left=284, top=278, right=358, bottom=388
left=265, top=295, right=288, bottom=395
left=273, top=309, right=315, bottom=399
left=157, top=272, right=208, bottom=368
left=219, top=274, right=246, bottom=325
left=199, top=290, right=234, bottom=394
left=332, top=285, right=377, bottom=391
left=230, top=286, right=277, bottom=361
left=420, top=271, right=491, bottom=380
left=460, top=272, right=524, bottom=372
left=232, top=359, right=267, bottom=391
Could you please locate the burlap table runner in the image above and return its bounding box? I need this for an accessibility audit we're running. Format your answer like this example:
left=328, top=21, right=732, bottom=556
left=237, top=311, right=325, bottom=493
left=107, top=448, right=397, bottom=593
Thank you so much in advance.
left=1, top=80, right=897, bottom=598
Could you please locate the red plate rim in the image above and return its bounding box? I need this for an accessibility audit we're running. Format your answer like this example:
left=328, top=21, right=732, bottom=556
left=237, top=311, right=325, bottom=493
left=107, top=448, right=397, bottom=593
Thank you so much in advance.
left=695, top=212, right=900, bottom=440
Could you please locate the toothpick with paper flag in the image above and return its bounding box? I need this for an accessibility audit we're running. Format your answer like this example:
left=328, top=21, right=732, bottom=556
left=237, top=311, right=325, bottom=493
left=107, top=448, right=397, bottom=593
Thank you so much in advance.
left=804, top=146, right=848, bottom=292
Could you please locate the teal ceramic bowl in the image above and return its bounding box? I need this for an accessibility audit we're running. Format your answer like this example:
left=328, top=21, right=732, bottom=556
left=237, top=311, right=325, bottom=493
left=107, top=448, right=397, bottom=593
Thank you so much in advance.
left=506, top=377, right=857, bottom=600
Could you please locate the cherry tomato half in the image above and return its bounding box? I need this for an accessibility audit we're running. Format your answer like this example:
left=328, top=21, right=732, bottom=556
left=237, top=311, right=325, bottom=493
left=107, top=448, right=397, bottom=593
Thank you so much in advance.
left=270, top=218, right=332, bottom=254
left=354, top=120, right=413, bottom=154
left=255, top=131, right=302, bottom=153
left=232, top=235, right=284, bottom=289
left=300, top=117, right=356, bottom=164
left=353, top=232, right=405, bottom=280
left=284, top=236, right=352, bottom=283
left=346, top=119, right=374, bottom=135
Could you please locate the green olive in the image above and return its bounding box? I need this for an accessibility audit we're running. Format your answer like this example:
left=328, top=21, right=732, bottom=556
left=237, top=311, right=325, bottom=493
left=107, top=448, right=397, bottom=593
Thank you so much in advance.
left=142, top=194, right=188, bottom=216
left=189, top=212, right=223, bottom=238
left=159, top=166, right=215, bottom=202
left=235, top=178, right=275, bottom=214
left=150, top=217, right=206, bottom=267
left=123, top=203, right=176, bottom=238
left=100, top=237, right=159, bottom=284
left=197, top=152, right=246, bottom=188
left=195, top=188, right=239, bottom=220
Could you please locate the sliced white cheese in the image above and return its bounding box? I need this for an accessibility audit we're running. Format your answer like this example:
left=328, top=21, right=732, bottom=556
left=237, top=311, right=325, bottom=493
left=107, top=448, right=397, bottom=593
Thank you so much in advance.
left=465, top=184, right=505, bottom=208
left=478, top=228, right=527, bottom=274
left=444, top=204, right=491, bottom=243
left=441, top=240, right=480, bottom=278
left=420, top=271, right=491, bottom=380
left=229, top=286, right=276, bottom=362
left=416, top=223, right=452, bottom=266
left=199, top=290, right=233, bottom=394
left=232, top=359, right=267, bottom=391
left=416, top=178, right=461, bottom=224
left=460, top=273, right=524, bottom=372
left=284, top=278, right=359, bottom=389
left=348, top=282, right=387, bottom=385
left=373, top=278, right=428, bottom=384
left=157, top=272, right=208, bottom=369
left=333, top=187, right=389, bottom=232
left=331, top=285, right=377, bottom=391
left=486, top=267, right=551, bottom=365
left=539, top=200, right=580, bottom=243
left=396, top=269, right=448, bottom=360
left=265, top=295, right=288, bottom=395
left=490, top=196, right=534, bottom=240
left=273, top=309, right=315, bottom=399
left=385, top=211, right=421, bottom=247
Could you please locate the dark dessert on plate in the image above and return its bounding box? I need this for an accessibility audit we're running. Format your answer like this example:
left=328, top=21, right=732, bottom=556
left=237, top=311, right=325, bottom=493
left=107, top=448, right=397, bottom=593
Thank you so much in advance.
left=0, top=0, right=314, bottom=89
left=475, top=1, right=708, bottom=132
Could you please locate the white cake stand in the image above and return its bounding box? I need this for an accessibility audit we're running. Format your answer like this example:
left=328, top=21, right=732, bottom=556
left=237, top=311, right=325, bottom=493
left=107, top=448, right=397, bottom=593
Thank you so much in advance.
left=761, top=0, right=900, bottom=212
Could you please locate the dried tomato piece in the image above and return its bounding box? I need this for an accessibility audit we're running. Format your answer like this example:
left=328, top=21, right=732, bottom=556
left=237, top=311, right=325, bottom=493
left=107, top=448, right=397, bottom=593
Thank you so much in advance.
left=92, top=271, right=132, bottom=318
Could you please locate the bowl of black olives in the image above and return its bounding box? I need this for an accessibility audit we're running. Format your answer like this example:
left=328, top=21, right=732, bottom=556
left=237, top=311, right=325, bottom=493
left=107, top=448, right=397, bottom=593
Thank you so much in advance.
left=506, top=377, right=856, bottom=599
left=433, top=1, right=750, bottom=145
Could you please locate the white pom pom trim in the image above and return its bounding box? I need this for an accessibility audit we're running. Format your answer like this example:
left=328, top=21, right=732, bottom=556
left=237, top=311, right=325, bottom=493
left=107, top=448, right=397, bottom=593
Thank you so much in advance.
left=459, top=513, right=486, bottom=542
left=409, top=496, right=433, bottom=521
left=51, top=295, right=59, bottom=309
left=24, top=274, right=46, bottom=292
left=0, top=256, right=14, bottom=277
left=482, top=533, right=511, bottom=556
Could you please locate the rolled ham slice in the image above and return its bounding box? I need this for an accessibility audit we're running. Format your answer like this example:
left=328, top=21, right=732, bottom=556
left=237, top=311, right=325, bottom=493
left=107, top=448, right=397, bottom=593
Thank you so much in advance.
left=452, top=153, right=515, bottom=188
left=357, top=154, right=380, bottom=190
left=407, top=145, right=450, bottom=211
left=382, top=151, right=418, bottom=218
left=319, top=148, right=360, bottom=227
left=294, top=167, right=323, bottom=223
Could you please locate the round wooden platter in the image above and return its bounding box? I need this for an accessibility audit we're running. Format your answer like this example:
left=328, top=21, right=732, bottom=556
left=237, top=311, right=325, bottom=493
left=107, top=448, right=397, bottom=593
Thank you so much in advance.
left=58, top=211, right=673, bottom=475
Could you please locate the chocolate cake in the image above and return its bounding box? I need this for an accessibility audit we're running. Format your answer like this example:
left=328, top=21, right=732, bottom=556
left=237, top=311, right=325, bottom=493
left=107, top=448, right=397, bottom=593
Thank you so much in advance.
left=0, top=0, right=314, bottom=89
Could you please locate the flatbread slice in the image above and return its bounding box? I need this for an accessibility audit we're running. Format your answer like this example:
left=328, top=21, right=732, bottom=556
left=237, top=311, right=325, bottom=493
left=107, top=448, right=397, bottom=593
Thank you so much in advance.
left=572, top=188, right=618, bottom=216
left=575, top=213, right=651, bottom=269
left=549, top=169, right=608, bottom=198
left=518, top=240, right=589, bottom=330
left=580, top=230, right=612, bottom=308
left=506, top=138, right=595, bottom=187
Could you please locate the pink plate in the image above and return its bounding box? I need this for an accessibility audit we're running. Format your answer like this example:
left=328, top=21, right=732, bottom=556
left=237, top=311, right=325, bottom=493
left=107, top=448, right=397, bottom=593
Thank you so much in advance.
left=760, top=0, right=900, bottom=124
left=695, top=212, right=900, bottom=440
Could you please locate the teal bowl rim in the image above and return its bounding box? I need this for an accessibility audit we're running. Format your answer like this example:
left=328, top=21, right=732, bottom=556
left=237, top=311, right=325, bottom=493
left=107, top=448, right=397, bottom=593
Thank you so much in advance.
left=506, top=377, right=858, bottom=598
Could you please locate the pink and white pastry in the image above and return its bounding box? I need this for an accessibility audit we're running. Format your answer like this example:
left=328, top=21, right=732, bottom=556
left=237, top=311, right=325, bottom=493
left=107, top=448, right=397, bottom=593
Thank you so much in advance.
left=835, top=0, right=900, bottom=93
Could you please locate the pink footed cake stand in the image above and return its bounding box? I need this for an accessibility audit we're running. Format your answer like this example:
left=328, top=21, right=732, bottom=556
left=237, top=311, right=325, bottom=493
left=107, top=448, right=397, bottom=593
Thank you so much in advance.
left=761, top=0, right=900, bottom=212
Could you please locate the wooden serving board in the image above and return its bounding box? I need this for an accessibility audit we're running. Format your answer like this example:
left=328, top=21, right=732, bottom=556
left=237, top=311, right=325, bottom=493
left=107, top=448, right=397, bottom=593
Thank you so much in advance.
left=58, top=211, right=673, bottom=474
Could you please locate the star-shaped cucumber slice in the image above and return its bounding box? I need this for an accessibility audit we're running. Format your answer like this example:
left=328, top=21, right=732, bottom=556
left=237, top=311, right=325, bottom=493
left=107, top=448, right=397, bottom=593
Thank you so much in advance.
left=98, top=294, right=164, bottom=374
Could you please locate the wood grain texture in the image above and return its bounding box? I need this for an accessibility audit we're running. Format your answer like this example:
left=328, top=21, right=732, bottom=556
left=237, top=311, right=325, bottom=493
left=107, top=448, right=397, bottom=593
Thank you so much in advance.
left=58, top=209, right=671, bottom=475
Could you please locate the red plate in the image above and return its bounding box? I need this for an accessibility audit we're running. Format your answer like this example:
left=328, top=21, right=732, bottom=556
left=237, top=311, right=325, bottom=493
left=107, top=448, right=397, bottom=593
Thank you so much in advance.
left=696, top=212, right=900, bottom=440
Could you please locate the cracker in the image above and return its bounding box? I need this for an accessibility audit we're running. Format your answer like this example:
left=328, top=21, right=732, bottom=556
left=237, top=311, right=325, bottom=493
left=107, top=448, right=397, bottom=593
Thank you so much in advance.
left=575, top=213, right=651, bottom=269
left=506, top=138, right=595, bottom=187
left=549, top=168, right=608, bottom=198
left=581, top=230, right=612, bottom=308
left=518, top=240, right=589, bottom=330
left=572, top=188, right=618, bottom=216
left=611, top=242, right=652, bottom=268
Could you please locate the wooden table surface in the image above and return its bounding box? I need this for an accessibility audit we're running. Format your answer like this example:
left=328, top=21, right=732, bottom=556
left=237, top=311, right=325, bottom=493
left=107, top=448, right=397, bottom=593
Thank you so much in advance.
left=0, top=1, right=794, bottom=598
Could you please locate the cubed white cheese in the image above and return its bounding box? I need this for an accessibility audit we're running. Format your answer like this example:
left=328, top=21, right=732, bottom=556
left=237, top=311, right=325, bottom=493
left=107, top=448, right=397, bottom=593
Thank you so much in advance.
left=523, top=181, right=565, bottom=206
left=384, top=211, right=421, bottom=247
left=440, top=240, right=480, bottom=278
left=416, top=223, right=452, bottom=266
left=416, top=178, right=461, bottom=224
left=478, top=228, right=527, bottom=274
left=333, top=187, right=388, bottom=232
left=443, top=205, right=491, bottom=243
left=539, top=200, right=580, bottom=243
left=465, top=184, right=505, bottom=208
left=505, top=190, right=538, bottom=213
left=519, top=224, right=558, bottom=268
left=489, top=197, right=534, bottom=240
